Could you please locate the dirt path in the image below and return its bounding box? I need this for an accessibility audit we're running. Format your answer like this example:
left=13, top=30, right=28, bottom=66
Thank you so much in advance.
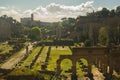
left=0, top=44, right=32, bottom=69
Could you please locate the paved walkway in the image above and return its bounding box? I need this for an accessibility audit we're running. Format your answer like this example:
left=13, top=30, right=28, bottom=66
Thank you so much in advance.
left=0, top=44, right=32, bottom=69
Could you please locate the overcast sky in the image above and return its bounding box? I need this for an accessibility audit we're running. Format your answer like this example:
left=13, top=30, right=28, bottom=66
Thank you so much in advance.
left=0, top=0, right=120, bottom=22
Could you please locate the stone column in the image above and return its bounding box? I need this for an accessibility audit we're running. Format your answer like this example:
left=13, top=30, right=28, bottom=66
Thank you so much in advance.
left=109, top=62, right=113, bottom=74
left=114, top=61, right=120, bottom=74
left=96, top=58, right=100, bottom=68
left=102, top=64, right=107, bottom=74
left=71, top=60, right=77, bottom=80
left=95, top=58, right=98, bottom=67
left=115, top=66, right=119, bottom=74
left=118, top=64, right=120, bottom=74
left=72, top=65, right=76, bottom=74
left=98, top=60, right=102, bottom=71
left=101, top=56, right=106, bottom=73
left=88, top=64, right=92, bottom=73
left=87, top=63, right=94, bottom=80
left=105, top=65, right=108, bottom=74
left=56, top=60, right=61, bottom=75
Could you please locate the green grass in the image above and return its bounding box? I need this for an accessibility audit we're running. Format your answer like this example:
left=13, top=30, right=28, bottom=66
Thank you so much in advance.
left=33, top=46, right=49, bottom=70
left=47, top=46, right=72, bottom=71
left=8, top=67, right=51, bottom=80
left=0, top=44, right=13, bottom=54
left=8, top=68, right=36, bottom=76
left=60, top=59, right=72, bottom=76
left=76, top=58, right=88, bottom=77
left=20, top=47, right=41, bottom=67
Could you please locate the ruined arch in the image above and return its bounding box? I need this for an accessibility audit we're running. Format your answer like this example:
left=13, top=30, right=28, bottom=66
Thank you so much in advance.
left=56, top=46, right=120, bottom=80
left=56, top=47, right=108, bottom=75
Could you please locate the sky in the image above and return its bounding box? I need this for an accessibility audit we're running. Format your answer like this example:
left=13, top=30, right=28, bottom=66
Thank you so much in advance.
left=0, top=0, right=120, bottom=22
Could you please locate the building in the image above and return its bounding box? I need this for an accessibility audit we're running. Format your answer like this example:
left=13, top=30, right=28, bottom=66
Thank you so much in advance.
left=21, top=14, right=40, bottom=27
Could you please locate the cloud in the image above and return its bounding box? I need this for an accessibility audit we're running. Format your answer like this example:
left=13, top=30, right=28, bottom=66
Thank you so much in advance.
left=0, top=1, right=94, bottom=22
left=0, top=7, right=7, bottom=10
left=97, top=7, right=103, bottom=11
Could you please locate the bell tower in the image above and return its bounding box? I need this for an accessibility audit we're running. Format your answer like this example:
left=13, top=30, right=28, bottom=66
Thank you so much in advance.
left=31, top=13, right=34, bottom=21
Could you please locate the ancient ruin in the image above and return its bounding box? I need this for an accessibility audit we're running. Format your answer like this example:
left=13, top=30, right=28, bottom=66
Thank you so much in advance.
left=56, top=46, right=120, bottom=79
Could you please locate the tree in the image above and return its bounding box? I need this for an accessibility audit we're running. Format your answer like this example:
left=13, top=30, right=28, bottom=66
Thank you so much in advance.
left=101, top=8, right=110, bottom=17
left=56, top=22, right=62, bottom=40
left=29, top=27, right=41, bottom=41
left=107, top=25, right=120, bottom=45
left=98, top=27, right=109, bottom=45
left=84, top=39, right=92, bottom=47
left=109, top=9, right=116, bottom=17
left=116, top=6, right=120, bottom=16
left=0, top=15, right=23, bottom=41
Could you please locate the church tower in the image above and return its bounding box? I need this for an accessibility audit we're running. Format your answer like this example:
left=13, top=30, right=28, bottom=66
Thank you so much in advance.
left=31, top=14, right=34, bottom=21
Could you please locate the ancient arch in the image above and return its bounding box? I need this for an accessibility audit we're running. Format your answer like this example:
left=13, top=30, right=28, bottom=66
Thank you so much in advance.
left=56, top=47, right=110, bottom=79
left=56, top=46, right=120, bottom=80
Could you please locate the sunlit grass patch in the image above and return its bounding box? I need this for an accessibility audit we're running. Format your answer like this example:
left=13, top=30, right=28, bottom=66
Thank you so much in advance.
left=0, top=45, right=13, bottom=54
left=21, top=47, right=41, bottom=67
left=33, top=46, right=49, bottom=70
left=47, top=46, right=72, bottom=71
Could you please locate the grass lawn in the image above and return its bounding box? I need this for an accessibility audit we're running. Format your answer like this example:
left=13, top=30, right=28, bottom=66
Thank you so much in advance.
left=0, top=44, right=13, bottom=55
left=20, top=47, right=41, bottom=67
left=47, top=46, right=72, bottom=71
left=33, top=46, right=49, bottom=70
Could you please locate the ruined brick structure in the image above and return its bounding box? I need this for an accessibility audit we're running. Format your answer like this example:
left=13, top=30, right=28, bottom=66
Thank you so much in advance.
left=56, top=46, right=120, bottom=79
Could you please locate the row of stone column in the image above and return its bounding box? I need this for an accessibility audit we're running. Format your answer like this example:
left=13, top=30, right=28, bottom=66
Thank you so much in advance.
left=95, top=57, right=114, bottom=75
left=57, top=57, right=118, bottom=80
left=56, top=58, right=93, bottom=80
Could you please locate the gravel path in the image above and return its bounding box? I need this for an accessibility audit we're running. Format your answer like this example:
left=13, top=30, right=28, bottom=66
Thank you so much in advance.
left=0, top=44, right=32, bottom=69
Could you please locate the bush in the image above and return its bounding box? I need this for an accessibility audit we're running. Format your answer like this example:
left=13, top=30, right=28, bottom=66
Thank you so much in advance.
left=38, top=39, right=74, bottom=46
left=6, top=68, right=45, bottom=80
left=84, top=39, right=92, bottom=47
